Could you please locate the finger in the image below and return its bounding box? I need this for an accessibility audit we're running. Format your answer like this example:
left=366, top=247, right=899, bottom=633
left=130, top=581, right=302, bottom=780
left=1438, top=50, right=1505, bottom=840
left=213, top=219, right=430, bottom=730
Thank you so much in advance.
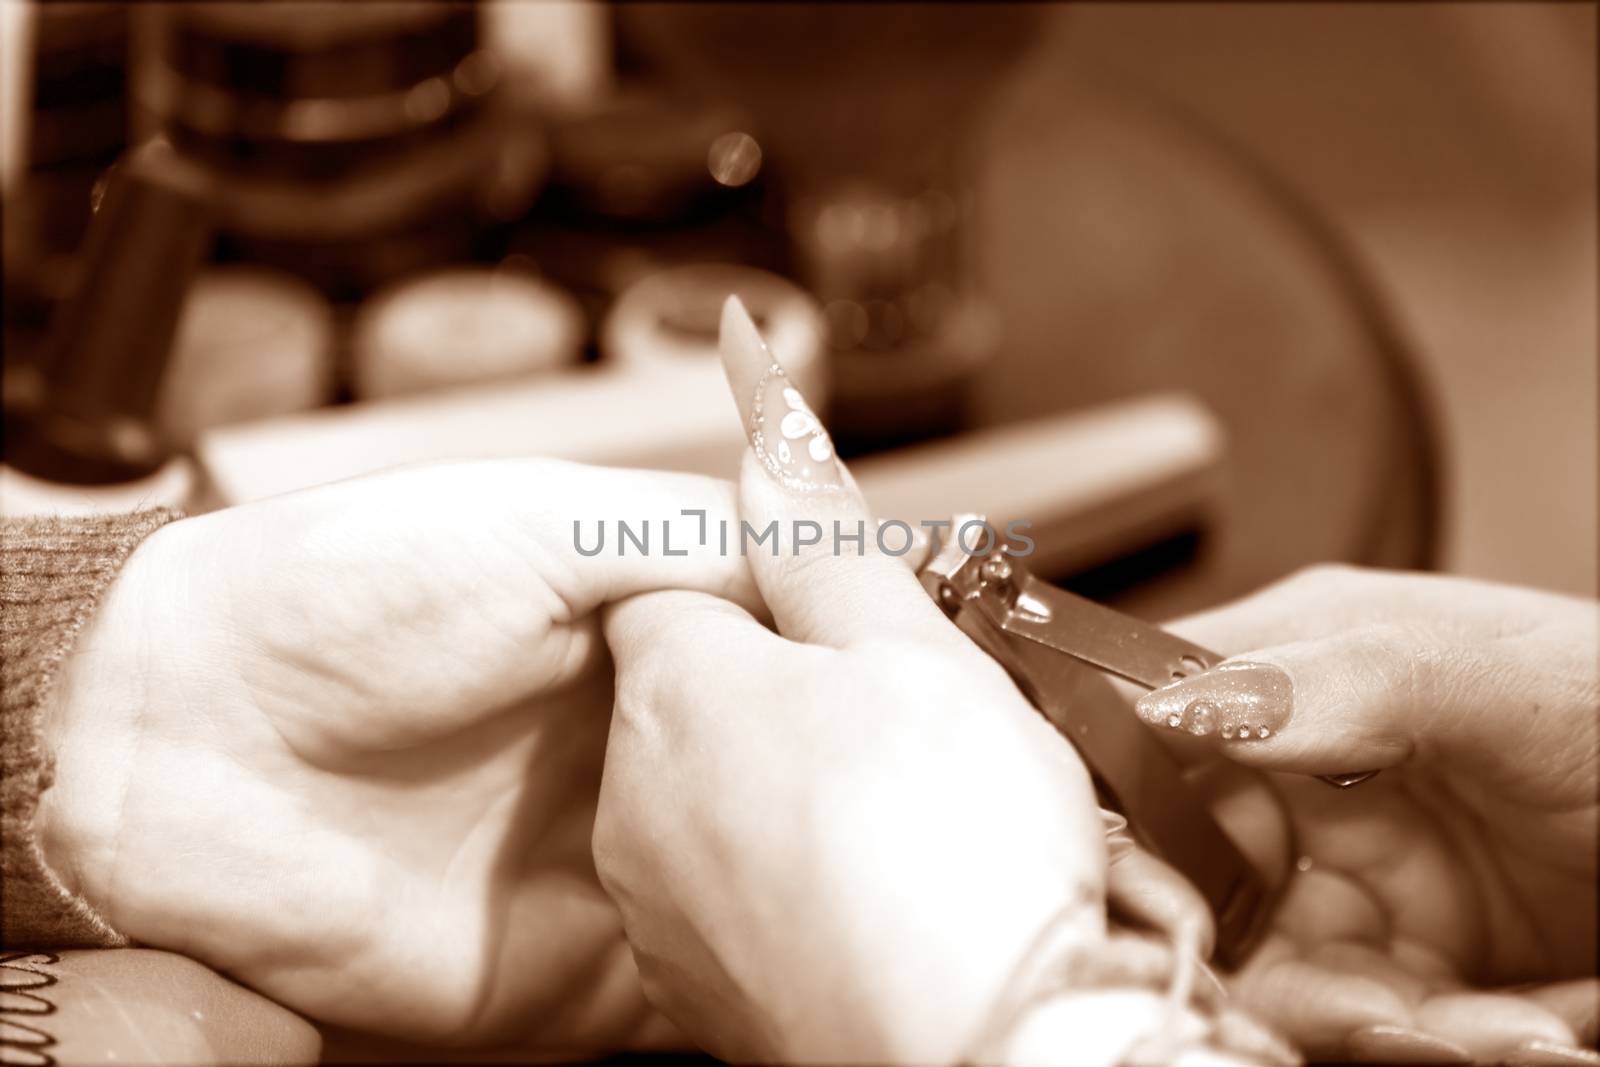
left=1182, top=760, right=1294, bottom=892
left=541, top=467, right=930, bottom=625
left=1230, top=936, right=1417, bottom=1059
left=1306, top=942, right=1441, bottom=1007
left=596, top=588, right=799, bottom=876
left=1272, top=869, right=1391, bottom=950
left=1516, top=978, right=1600, bottom=1047
left=718, top=295, right=956, bottom=647
left=473, top=460, right=775, bottom=699
left=237, top=458, right=767, bottom=620
left=1105, top=836, right=1216, bottom=959
left=1161, top=564, right=1563, bottom=652
left=1138, top=569, right=1598, bottom=792
left=603, top=589, right=792, bottom=720
left=592, top=591, right=801, bottom=1037
left=1268, top=777, right=1487, bottom=959
left=1412, top=991, right=1586, bottom=1064
left=508, top=461, right=766, bottom=619
left=180, top=458, right=782, bottom=751
left=1159, top=564, right=1423, bottom=652
left=1130, top=626, right=1596, bottom=792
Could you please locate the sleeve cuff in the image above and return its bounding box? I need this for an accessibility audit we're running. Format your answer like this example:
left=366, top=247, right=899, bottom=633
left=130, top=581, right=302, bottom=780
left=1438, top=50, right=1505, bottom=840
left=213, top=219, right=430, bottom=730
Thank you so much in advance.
left=2, top=508, right=184, bottom=948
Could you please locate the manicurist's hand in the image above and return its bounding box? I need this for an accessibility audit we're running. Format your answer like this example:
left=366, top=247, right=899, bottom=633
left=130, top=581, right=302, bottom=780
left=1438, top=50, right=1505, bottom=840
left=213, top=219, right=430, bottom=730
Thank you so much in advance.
left=37, top=460, right=761, bottom=1049
left=592, top=299, right=1286, bottom=1067
left=1133, top=566, right=1600, bottom=1065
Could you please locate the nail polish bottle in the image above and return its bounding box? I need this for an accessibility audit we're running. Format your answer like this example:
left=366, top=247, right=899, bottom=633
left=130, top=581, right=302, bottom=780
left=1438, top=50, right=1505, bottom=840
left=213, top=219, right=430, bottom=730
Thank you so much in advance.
left=1, top=140, right=215, bottom=516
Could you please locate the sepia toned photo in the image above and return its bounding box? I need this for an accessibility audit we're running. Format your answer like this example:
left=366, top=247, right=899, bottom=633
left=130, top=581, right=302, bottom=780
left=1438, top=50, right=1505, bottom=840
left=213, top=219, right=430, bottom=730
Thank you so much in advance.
left=1, top=3, right=1595, bottom=1065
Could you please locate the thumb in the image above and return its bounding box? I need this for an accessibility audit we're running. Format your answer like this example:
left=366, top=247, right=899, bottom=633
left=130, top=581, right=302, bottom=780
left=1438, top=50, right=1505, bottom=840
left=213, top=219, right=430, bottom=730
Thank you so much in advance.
left=718, top=295, right=952, bottom=648
left=1129, top=621, right=1582, bottom=790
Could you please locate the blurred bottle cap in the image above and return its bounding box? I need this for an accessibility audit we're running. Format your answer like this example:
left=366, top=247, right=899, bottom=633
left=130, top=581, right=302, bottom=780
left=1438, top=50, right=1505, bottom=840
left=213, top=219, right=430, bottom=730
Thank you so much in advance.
left=602, top=263, right=827, bottom=406
left=352, top=267, right=586, bottom=400
left=158, top=267, right=334, bottom=443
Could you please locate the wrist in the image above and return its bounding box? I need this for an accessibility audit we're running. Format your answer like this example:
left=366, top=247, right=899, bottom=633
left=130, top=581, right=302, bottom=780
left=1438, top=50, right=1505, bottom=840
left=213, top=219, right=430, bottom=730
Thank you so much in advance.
left=35, top=524, right=173, bottom=921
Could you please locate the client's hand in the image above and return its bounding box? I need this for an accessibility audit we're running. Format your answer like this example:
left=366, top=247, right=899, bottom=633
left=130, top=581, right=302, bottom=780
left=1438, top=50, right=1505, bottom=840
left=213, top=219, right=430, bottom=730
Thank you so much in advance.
left=38, top=460, right=758, bottom=1048
left=1134, top=565, right=1599, bottom=1065
left=592, top=299, right=1282, bottom=1066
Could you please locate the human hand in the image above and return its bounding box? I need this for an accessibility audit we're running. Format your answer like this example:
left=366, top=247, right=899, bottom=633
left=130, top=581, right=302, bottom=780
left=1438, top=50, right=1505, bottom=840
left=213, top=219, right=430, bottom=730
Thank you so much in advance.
left=591, top=298, right=1286, bottom=1066
left=36, top=460, right=760, bottom=1049
left=1134, top=565, right=1599, bottom=1064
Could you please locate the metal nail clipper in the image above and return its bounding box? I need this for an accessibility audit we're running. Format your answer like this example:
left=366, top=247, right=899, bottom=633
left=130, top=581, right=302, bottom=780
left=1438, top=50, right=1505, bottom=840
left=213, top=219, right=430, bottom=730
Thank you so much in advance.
left=917, top=515, right=1375, bottom=968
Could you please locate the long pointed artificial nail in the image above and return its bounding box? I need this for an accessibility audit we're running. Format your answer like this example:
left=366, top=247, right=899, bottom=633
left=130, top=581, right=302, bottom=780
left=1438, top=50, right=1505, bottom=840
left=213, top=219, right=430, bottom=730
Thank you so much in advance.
left=1133, top=661, right=1293, bottom=743
left=1343, top=1025, right=1473, bottom=1064
left=719, top=295, right=844, bottom=492
left=1508, top=1041, right=1600, bottom=1066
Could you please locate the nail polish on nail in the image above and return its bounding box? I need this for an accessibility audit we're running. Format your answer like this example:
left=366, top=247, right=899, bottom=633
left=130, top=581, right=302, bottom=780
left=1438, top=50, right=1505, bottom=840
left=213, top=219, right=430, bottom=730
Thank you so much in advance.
left=719, top=296, right=844, bottom=492
left=1508, top=1041, right=1600, bottom=1066
left=1133, top=662, right=1293, bottom=743
left=1343, top=1025, right=1473, bottom=1064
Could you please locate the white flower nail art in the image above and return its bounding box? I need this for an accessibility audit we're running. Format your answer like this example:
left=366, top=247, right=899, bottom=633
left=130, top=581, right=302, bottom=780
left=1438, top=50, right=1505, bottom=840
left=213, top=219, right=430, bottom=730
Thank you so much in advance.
left=750, top=367, right=841, bottom=491
left=779, top=389, right=833, bottom=463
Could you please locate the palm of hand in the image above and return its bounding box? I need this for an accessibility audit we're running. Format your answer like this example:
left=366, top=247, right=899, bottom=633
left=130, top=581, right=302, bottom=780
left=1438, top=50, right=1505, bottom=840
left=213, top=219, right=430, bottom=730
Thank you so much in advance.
left=58, top=477, right=671, bottom=1048
left=117, top=673, right=645, bottom=1045
left=1224, top=765, right=1595, bottom=1058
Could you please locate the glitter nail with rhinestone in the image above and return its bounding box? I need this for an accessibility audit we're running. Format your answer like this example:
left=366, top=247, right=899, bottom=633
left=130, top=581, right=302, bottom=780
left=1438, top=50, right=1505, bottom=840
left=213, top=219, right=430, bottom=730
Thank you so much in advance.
left=1184, top=700, right=1217, bottom=736
left=1133, top=661, right=1295, bottom=745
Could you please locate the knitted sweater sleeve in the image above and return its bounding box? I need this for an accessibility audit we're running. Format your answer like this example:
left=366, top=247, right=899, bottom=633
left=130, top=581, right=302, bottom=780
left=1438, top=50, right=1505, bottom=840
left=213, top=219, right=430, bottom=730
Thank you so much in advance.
left=1, top=509, right=182, bottom=948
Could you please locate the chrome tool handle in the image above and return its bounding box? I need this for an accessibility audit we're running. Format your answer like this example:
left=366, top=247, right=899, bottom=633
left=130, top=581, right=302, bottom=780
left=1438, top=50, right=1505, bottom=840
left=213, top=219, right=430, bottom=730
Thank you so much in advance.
left=920, top=539, right=1282, bottom=968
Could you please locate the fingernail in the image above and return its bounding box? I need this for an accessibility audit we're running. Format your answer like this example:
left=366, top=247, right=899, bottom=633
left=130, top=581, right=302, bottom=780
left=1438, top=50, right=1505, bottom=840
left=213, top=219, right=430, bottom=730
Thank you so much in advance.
left=1133, top=661, right=1292, bottom=743
left=1343, top=1025, right=1473, bottom=1064
left=1212, top=1007, right=1299, bottom=1066
left=1508, top=1041, right=1600, bottom=1066
left=1100, top=808, right=1138, bottom=861
left=719, top=295, right=844, bottom=492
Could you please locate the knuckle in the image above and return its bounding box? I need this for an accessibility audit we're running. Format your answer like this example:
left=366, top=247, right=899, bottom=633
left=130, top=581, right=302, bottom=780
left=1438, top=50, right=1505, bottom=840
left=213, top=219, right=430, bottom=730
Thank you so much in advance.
left=612, top=657, right=669, bottom=730
left=1353, top=619, right=1438, bottom=705
left=1287, top=561, right=1366, bottom=591
left=774, top=544, right=839, bottom=584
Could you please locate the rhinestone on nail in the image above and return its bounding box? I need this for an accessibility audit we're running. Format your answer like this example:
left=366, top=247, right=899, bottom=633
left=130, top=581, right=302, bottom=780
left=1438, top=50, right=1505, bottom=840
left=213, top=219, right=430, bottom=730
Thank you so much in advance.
left=1184, top=700, right=1217, bottom=736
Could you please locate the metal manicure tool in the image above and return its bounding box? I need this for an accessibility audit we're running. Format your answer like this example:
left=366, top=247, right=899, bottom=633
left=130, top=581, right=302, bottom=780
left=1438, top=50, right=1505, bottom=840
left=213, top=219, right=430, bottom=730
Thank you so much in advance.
left=917, top=515, right=1376, bottom=968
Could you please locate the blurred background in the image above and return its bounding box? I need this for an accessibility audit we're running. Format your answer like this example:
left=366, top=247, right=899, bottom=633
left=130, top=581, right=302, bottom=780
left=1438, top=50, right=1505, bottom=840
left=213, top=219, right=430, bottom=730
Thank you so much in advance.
left=2, top=1, right=1594, bottom=616
left=1, top=3, right=1594, bottom=1061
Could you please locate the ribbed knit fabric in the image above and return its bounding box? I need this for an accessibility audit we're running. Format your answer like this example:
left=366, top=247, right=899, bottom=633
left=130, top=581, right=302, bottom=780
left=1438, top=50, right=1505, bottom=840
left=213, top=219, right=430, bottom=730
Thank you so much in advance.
left=1, top=509, right=181, bottom=948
